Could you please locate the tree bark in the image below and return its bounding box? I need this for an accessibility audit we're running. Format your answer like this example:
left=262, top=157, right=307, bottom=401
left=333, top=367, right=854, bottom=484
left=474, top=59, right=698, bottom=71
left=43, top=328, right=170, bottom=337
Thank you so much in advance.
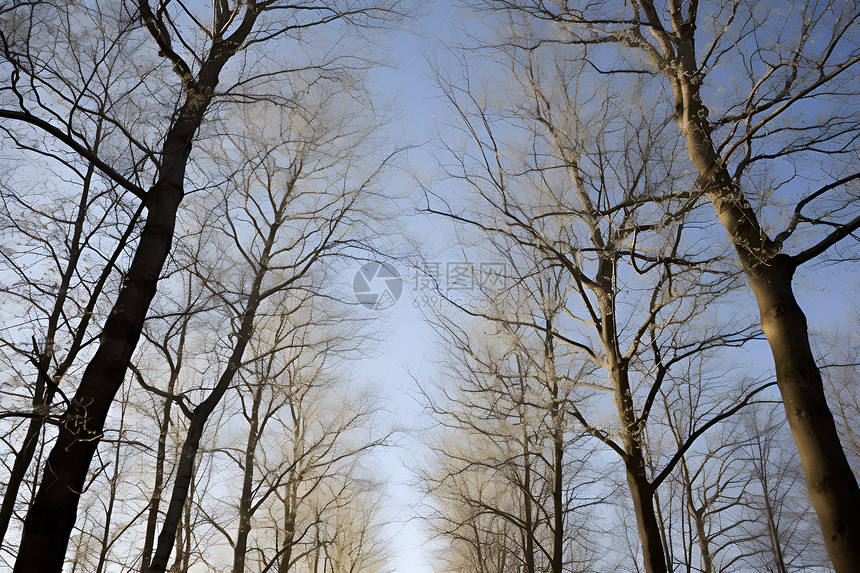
left=233, top=381, right=264, bottom=573
left=12, top=50, right=238, bottom=573
left=510, top=354, right=537, bottom=573
left=11, top=4, right=261, bottom=567
left=613, top=371, right=668, bottom=573
left=0, top=158, right=142, bottom=549
left=140, top=374, right=177, bottom=573
left=146, top=331, right=255, bottom=573
left=599, top=285, right=668, bottom=573
left=670, top=56, right=860, bottom=570
left=748, top=258, right=860, bottom=571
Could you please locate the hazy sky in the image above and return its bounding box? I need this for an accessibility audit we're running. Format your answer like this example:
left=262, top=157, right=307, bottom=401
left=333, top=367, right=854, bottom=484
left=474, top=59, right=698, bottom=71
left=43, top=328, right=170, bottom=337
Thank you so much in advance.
left=348, top=2, right=860, bottom=571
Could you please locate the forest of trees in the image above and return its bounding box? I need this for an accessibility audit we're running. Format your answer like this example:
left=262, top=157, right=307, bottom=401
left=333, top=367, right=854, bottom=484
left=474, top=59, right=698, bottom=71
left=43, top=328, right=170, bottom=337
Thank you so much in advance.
left=0, top=1, right=858, bottom=572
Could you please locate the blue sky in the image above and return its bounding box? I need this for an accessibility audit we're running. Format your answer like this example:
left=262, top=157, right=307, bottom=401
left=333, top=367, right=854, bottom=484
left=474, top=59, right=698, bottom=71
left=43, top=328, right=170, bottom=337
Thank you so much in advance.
left=347, top=1, right=860, bottom=570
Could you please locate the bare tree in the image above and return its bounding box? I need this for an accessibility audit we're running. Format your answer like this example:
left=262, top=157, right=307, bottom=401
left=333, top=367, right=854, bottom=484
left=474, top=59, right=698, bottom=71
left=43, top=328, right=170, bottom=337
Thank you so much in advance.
left=816, top=313, right=860, bottom=472
left=656, top=384, right=831, bottom=572
left=0, top=98, right=143, bottom=552
left=659, top=402, right=757, bottom=572
left=242, top=358, right=391, bottom=573
left=456, top=2, right=860, bottom=567
left=416, top=266, right=606, bottom=573
left=136, top=85, right=394, bottom=572
left=423, top=43, right=776, bottom=572
left=0, top=1, right=401, bottom=569
left=733, top=405, right=831, bottom=572
left=226, top=297, right=381, bottom=573
left=324, top=486, right=393, bottom=573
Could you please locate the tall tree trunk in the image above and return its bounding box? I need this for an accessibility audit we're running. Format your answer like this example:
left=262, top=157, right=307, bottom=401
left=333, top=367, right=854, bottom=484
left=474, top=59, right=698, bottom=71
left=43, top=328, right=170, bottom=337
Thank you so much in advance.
left=140, top=374, right=177, bottom=573
left=16, top=83, right=216, bottom=573
left=13, top=117, right=195, bottom=572
left=0, top=159, right=141, bottom=549
left=278, top=398, right=305, bottom=573
left=12, top=7, right=259, bottom=565
left=612, top=365, right=667, bottom=573
left=147, top=400, right=226, bottom=573
left=172, top=475, right=194, bottom=573
left=521, top=422, right=535, bottom=573
left=601, top=294, right=668, bottom=573
left=544, top=323, right=564, bottom=573
left=95, top=393, right=128, bottom=573
left=679, top=457, right=713, bottom=573
left=312, top=527, right=321, bottom=573
left=624, top=463, right=666, bottom=573
left=277, top=481, right=299, bottom=573
left=513, top=355, right=537, bottom=573
left=0, top=416, right=43, bottom=548
left=233, top=380, right=264, bottom=573
left=551, top=396, right=564, bottom=573
left=142, top=277, right=192, bottom=572
left=670, top=56, right=860, bottom=570
left=652, top=491, right=673, bottom=571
